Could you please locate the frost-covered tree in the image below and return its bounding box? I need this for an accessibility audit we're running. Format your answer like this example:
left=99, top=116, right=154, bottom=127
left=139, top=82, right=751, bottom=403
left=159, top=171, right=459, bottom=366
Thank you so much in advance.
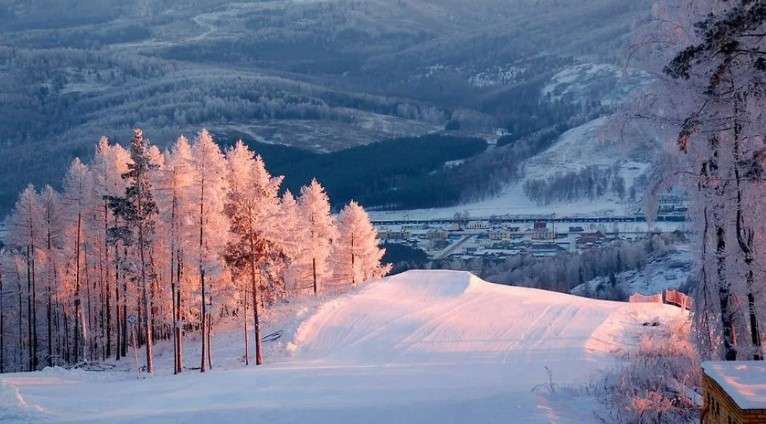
left=107, top=129, right=160, bottom=374
left=625, top=0, right=766, bottom=360
left=331, top=201, right=390, bottom=285
left=157, top=135, right=195, bottom=374
left=223, top=141, right=284, bottom=365
left=92, top=137, right=131, bottom=361
left=297, top=180, right=336, bottom=295
left=62, top=158, right=93, bottom=364
left=6, top=185, right=44, bottom=370
left=279, top=190, right=304, bottom=291
left=189, top=129, right=228, bottom=372
left=38, top=185, right=63, bottom=367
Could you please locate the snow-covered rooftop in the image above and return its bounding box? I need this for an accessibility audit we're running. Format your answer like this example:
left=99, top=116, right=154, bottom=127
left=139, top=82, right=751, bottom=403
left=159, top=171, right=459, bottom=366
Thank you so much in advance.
left=703, top=361, right=766, bottom=409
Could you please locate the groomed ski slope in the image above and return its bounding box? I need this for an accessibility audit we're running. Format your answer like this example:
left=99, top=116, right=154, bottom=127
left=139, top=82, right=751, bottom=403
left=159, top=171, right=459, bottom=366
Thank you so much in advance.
left=0, top=270, right=686, bottom=423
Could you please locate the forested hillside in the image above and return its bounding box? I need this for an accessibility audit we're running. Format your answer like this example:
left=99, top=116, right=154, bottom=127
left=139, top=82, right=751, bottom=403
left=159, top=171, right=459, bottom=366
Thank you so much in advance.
left=0, top=0, right=650, bottom=213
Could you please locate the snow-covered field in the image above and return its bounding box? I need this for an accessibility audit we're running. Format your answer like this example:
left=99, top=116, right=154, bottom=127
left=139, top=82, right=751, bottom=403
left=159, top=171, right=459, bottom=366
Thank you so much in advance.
left=0, top=270, right=686, bottom=423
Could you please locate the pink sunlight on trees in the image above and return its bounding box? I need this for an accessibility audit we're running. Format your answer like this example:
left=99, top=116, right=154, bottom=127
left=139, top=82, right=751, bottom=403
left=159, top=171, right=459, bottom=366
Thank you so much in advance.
left=0, top=128, right=389, bottom=374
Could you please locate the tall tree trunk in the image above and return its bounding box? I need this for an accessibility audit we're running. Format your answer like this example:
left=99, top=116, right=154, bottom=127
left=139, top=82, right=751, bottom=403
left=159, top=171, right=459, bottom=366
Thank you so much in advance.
left=199, top=180, right=207, bottom=373
left=46, top=222, right=54, bottom=367
left=74, top=210, right=83, bottom=364
left=351, top=233, right=356, bottom=286
left=250, top=237, right=262, bottom=366
left=31, top=244, right=38, bottom=370
left=85, top=243, right=93, bottom=361
left=731, top=94, right=763, bottom=360
left=312, top=257, right=318, bottom=295
left=176, top=250, right=183, bottom=373
left=138, top=222, right=153, bottom=374
left=200, top=270, right=206, bottom=373
left=103, top=201, right=111, bottom=359
left=170, top=189, right=179, bottom=374
left=243, top=288, right=249, bottom=366
left=26, top=245, right=33, bottom=371
left=715, top=220, right=736, bottom=360
left=16, top=265, right=23, bottom=368
left=121, top=245, right=128, bottom=358
left=114, top=244, right=121, bottom=361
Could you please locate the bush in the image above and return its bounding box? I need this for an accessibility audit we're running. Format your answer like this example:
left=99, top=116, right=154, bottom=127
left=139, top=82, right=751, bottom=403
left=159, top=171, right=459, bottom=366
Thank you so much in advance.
left=594, top=319, right=701, bottom=423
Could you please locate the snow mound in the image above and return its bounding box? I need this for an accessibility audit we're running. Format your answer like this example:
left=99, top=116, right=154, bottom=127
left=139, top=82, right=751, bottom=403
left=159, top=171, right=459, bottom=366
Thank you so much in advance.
left=0, top=270, right=688, bottom=424
left=292, top=270, right=685, bottom=364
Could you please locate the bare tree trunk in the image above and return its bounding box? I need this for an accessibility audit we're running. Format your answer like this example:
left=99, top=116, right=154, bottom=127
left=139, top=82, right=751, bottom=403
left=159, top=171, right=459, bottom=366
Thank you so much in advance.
left=731, top=95, right=763, bottom=360
left=250, top=237, right=262, bottom=366
left=85, top=243, right=93, bottom=361
left=198, top=179, right=207, bottom=373
left=351, top=233, right=356, bottom=286
left=200, top=270, right=206, bottom=373
left=170, top=189, right=179, bottom=374
left=176, top=251, right=183, bottom=372
left=121, top=245, right=128, bottom=358
left=138, top=219, right=153, bottom=373
left=114, top=244, right=121, bottom=362
left=31, top=243, right=38, bottom=370
left=74, top=211, right=82, bottom=364
left=104, top=201, right=111, bottom=359
left=16, top=265, right=23, bottom=368
left=312, top=258, right=318, bottom=295
left=26, top=245, right=33, bottom=371
left=243, top=288, right=249, bottom=366
left=207, top=313, right=212, bottom=370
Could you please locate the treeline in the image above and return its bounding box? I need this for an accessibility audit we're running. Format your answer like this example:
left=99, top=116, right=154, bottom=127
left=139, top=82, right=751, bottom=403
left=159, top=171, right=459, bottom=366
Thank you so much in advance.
left=523, top=165, right=627, bottom=205
left=0, top=129, right=389, bottom=374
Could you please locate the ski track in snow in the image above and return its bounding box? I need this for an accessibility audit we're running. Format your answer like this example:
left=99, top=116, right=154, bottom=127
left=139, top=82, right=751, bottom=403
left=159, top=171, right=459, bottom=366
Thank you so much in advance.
left=0, top=270, right=686, bottom=423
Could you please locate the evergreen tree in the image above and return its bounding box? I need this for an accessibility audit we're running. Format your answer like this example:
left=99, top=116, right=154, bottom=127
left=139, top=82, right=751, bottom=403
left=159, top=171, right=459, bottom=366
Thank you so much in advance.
left=107, top=129, right=160, bottom=374
left=331, top=201, right=390, bottom=285
left=6, top=185, right=44, bottom=370
left=189, top=129, right=228, bottom=372
left=62, top=158, right=93, bottom=364
left=297, top=180, right=336, bottom=295
left=223, top=141, right=284, bottom=365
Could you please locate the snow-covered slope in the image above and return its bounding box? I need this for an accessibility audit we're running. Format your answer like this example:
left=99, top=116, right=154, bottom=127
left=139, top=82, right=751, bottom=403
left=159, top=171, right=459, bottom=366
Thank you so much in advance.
left=0, top=270, right=686, bottom=423
left=372, top=117, right=654, bottom=220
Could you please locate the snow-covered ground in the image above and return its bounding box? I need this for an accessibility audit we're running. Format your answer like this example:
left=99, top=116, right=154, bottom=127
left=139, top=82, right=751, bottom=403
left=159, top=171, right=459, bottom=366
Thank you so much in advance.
left=0, top=270, right=686, bottom=423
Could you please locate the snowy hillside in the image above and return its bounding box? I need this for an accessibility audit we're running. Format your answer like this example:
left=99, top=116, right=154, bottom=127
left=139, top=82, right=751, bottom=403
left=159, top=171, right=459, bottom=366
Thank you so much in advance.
left=371, top=117, right=655, bottom=220
left=1, top=270, right=687, bottom=423
left=572, top=247, right=692, bottom=299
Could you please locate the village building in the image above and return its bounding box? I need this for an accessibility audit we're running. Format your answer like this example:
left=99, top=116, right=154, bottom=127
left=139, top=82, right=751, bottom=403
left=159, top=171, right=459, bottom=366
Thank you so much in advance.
left=702, top=361, right=766, bottom=424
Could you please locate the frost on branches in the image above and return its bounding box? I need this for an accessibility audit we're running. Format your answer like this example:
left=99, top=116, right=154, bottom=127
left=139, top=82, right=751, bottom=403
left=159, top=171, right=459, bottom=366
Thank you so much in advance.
left=621, top=0, right=766, bottom=362
left=331, top=201, right=391, bottom=285
left=0, top=129, right=389, bottom=374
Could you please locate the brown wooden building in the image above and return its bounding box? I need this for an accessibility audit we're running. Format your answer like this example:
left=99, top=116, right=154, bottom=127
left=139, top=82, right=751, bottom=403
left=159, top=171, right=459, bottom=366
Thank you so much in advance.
left=702, top=361, right=766, bottom=424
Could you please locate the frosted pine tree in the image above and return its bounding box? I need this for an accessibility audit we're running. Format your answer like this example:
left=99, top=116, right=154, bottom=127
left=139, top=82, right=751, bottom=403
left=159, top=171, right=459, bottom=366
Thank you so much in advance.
left=38, top=185, right=64, bottom=367
left=62, top=158, right=93, bottom=364
left=91, top=138, right=131, bottom=361
left=158, top=135, right=195, bottom=373
left=6, top=185, right=44, bottom=370
left=107, top=129, right=160, bottom=374
left=223, top=141, right=284, bottom=365
left=189, top=129, right=228, bottom=372
left=331, top=201, right=390, bottom=285
left=279, top=190, right=304, bottom=292
left=297, top=180, right=336, bottom=295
